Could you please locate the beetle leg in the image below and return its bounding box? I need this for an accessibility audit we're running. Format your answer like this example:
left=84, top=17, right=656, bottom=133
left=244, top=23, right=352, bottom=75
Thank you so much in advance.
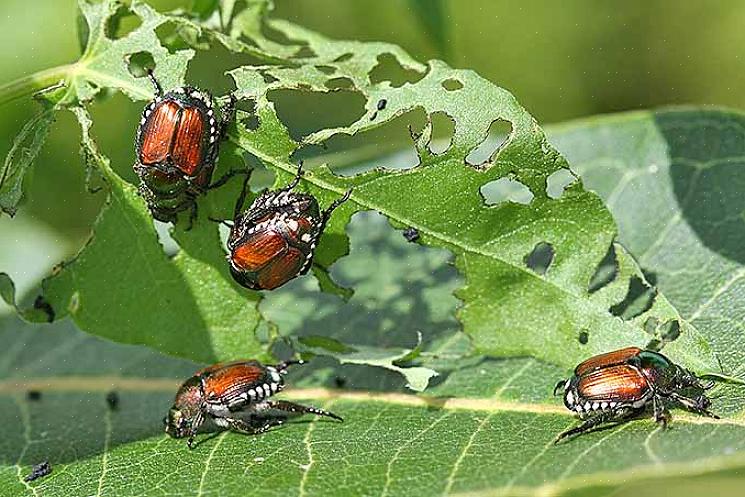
left=224, top=416, right=284, bottom=435
left=321, top=188, right=353, bottom=223
left=186, top=409, right=206, bottom=449
left=652, top=395, right=670, bottom=428
left=274, top=359, right=304, bottom=374
left=231, top=169, right=254, bottom=219
left=184, top=202, right=198, bottom=231
left=264, top=400, right=344, bottom=422
left=209, top=167, right=253, bottom=191
left=146, top=69, right=163, bottom=96
left=282, top=162, right=304, bottom=192
left=553, top=379, right=567, bottom=396
left=669, top=392, right=720, bottom=419
left=219, top=93, right=237, bottom=141
left=555, top=407, right=636, bottom=443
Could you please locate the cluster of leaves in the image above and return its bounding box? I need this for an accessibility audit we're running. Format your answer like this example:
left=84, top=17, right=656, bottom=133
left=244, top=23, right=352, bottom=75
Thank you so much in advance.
left=1, top=0, right=745, bottom=495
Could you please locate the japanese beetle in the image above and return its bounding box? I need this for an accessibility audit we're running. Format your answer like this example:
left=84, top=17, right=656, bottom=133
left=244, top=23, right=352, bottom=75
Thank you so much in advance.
left=554, top=347, right=718, bottom=442
left=134, top=70, right=241, bottom=224
left=224, top=164, right=352, bottom=290
left=164, top=359, right=342, bottom=448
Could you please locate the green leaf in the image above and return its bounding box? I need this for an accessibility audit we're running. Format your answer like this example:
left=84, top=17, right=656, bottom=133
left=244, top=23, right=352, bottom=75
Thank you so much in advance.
left=34, top=106, right=267, bottom=363
left=3, top=0, right=721, bottom=386
left=549, top=107, right=745, bottom=404
left=2, top=316, right=744, bottom=497
left=220, top=13, right=716, bottom=373
left=0, top=108, right=55, bottom=216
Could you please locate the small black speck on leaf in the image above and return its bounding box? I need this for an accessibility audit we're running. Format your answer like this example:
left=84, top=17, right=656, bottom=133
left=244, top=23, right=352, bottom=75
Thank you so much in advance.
left=33, top=295, right=55, bottom=322
left=578, top=330, right=589, bottom=344
left=377, top=99, right=387, bottom=111
left=24, top=461, right=52, bottom=482
left=403, top=227, right=420, bottom=243
left=334, top=376, right=347, bottom=388
left=106, top=391, right=119, bottom=410
left=26, top=390, right=42, bottom=401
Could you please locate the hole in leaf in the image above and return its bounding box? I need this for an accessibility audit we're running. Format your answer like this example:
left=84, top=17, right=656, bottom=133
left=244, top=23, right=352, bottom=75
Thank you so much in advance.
left=588, top=244, right=618, bottom=294
left=428, top=111, right=455, bottom=155
left=659, top=319, right=681, bottom=341
left=293, top=45, right=316, bottom=59
left=480, top=177, right=534, bottom=205
left=127, top=52, right=155, bottom=79
left=465, top=120, right=512, bottom=167
left=268, top=89, right=366, bottom=142
left=644, top=316, right=660, bottom=335
left=236, top=99, right=259, bottom=131
left=442, top=79, right=463, bottom=91
left=316, top=65, right=336, bottom=75
left=105, top=7, right=142, bottom=39
left=609, top=275, right=657, bottom=320
left=261, top=72, right=279, bottom=84
left=369, top=53, right=424, bottom=88
left=546, top=168, right=577, bottom=199
left=578, top=330, right=589, bottom=344
left=190, top=44, right=271, bottom=94
left=334, top=53, right=353, bottom=63
left=154, top=23, right=190, bottom=55
left=524, top=242, right=554, bottom=276
left=294, top=108, right=426, bottom=175
left=325, top=77, right=354, bottom=91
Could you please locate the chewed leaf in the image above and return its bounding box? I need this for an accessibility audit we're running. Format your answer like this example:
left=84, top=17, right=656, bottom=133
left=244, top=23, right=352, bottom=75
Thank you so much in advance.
left=32, top=107, right=267, bottom=363
left=296, top=331, right=438, bottom=392
left=550, top=108, right=745, bottom=383
left=215, top=4, right=717, bottom=372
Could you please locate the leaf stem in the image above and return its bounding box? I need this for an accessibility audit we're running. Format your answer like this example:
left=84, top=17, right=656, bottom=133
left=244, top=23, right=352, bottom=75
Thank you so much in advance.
left=0, top=64, right=75, bottom=107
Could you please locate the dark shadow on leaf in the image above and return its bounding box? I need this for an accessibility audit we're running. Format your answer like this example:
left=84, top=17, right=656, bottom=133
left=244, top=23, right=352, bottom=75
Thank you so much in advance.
left=657, top=110, right=745, bottom=266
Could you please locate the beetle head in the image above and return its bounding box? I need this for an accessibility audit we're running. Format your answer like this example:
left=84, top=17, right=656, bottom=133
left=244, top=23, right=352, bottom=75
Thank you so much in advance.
left=673, top=366, right=709, bottom=392
left=164, top=376, right=203, bottom=439
left=164, top=407, right=191, bottom=439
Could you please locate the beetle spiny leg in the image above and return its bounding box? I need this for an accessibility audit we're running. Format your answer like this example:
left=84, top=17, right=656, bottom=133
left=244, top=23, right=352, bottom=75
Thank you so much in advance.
left=266, top=400, right=343, bottom=422
left=233, top=170, right=254, bottom=220
left=321, top=188, right=353, bottom=224
left=146, top=68, right=163, bottom=96
left=219, top=93, right=237, bottom=141
left=225, top=417, right=282, bottom=435
left=652, top=395, right=670, bottom=428
left=209, top=167, right=253, bottom=191
left=283, top=162, right=304, bottom=192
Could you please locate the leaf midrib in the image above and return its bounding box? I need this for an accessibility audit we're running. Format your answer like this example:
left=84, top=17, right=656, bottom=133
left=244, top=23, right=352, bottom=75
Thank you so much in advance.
left=1, top=377, right=741, bottom=426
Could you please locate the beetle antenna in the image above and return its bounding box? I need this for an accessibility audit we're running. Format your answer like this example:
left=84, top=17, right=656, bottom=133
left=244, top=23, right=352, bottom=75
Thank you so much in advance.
left=146, top=68, right=163, bottom=96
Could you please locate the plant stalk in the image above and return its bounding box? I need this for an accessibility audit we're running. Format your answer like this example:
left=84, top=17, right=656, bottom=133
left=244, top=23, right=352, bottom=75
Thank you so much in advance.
left=0, top=64, right=75, bottom=107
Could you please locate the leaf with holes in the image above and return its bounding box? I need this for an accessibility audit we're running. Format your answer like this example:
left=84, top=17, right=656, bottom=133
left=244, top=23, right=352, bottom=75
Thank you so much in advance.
left=212, top=6, right=717, bottom=373
left=0, top=0, right=720, bottom=390
left=550, top=107, right=745, bottom=407
left=2, top=315, right=745, bottom=497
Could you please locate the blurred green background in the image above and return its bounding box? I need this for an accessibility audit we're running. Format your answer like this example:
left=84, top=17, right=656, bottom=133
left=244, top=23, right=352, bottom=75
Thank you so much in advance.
left=2, top=0, right=745, bottom=248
